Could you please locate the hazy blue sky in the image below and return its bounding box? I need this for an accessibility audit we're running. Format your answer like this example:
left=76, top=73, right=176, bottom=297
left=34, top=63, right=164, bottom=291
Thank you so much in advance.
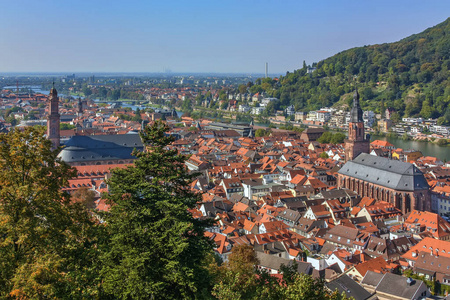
left=1, top=0, right=449, bottom=74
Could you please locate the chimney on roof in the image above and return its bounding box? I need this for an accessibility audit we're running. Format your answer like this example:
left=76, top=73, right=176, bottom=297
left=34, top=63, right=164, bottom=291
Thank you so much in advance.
left=406, top=277, right=414, bottom=286
left=360, top=253, right=365, bottom=263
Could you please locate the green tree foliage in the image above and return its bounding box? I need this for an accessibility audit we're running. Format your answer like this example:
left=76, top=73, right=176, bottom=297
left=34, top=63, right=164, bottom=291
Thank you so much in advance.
left=284, top=273, right=329, bottom=300
left=220, top=101, right=228, bottom=110
left=255, top=128, right=271, bottom=137
left=182, top=97, right=193, bottom=113
left=320, top=152, right=329, bottom=159
left=317, top=132, right=346, bottom=144
left=212, top=244, right=262, bottom=300
left=100, top=120, right=213, bottom=299
left=71, top=187, right=97, bottom=209
left=82, top=86, right=92, bottom=96
left=238, top=84, right=248, bottom=94
left=89, top=87, right=144, bottom=101
left=60, top=123, right=76, bottom=130
left=212, top=244, right=289, bottom=299
left=0, top=127, right=101, bottom=298
left=436, top=139, right=449, bottom=146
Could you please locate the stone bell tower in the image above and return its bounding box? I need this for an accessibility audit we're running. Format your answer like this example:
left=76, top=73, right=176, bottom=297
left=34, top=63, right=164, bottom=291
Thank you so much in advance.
left=344, top=89, right=369, bottom=162
left=47, top=83, right=60, bottom=149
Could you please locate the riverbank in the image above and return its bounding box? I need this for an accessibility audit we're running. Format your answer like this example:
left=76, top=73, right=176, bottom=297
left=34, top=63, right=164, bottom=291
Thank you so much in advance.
left=372, top=135, right=450, bottom=161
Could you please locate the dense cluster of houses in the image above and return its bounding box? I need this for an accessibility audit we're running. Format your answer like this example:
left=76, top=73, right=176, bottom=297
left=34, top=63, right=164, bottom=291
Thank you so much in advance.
left=4, top=86, right=450, bottom=299
left=168, top=123, right=450, bottom=299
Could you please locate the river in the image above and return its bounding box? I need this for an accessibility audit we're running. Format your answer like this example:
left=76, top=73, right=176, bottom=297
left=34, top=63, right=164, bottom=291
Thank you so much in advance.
left=3, top=85, right=68, bottom=97
left=372, top=135, right=450, bottom=162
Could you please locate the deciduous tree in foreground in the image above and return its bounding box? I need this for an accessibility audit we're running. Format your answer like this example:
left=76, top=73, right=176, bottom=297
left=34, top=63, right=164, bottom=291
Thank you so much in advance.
left=0, top=127, right=101, bottom=298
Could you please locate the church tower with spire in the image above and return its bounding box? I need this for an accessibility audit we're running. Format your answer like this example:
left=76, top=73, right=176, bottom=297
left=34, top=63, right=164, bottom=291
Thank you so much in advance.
left=344, top=89, right=369, bottom=162
left=47, top=83, right=60, bottom=149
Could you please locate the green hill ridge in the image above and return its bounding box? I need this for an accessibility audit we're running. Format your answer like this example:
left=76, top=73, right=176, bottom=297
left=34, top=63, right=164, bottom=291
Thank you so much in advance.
left=253, top=17, right=450, bottom=125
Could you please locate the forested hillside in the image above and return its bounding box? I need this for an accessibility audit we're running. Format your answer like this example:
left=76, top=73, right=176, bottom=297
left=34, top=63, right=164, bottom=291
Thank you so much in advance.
left=251, top=17, right=450, bottom=125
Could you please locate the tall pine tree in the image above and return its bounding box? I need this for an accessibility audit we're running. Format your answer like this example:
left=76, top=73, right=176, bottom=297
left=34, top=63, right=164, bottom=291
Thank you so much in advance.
left=100, top=120, right=213, bottom=299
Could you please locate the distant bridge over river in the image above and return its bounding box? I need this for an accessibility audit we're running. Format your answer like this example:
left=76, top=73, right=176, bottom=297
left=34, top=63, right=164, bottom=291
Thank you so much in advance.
left=94, top=99, right=151, bottom=105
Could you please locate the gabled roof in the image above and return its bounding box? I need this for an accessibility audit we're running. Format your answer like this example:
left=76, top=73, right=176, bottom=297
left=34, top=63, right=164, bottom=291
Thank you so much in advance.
left=403, top=237, right=450, bottom=261
left=325, top=274, right=372, bottom=300
left=290, top=174, right=307, bottom=185
left=375, top=272, right=426, bottom=299
left=256, top=251, right=311, bottom=274
left=371, top=140, right=394, bottom=148
left=354, top=256, right=389, bottom=278
left=404, top=210, right=450, bottom=239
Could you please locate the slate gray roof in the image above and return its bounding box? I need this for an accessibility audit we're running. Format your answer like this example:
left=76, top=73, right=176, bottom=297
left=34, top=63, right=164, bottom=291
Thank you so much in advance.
left=201, top=200, right=233, bottom=217
left=361, top=270, right=384, bottom=287
left=60, top=114, right=77, bottom=122
left=319, top=241, right=339, bottom=255
left=302, top=128, right=325, bottom=134
left=319, top=188, right=357, bottom=199
left=316, top=188, right=358, bottom=200
left=277, top=208, right=302, bottom=224
left=375, top=272, right=426, bottom=299
left=338, top=153, right=429, bottom=191
left=326, top=274, right=372, bottom=300
left=255, top=252, right=311, bottom=274
left=58, top=133, right=143, bottom=163
left=280, top=197, right=308, bottom=211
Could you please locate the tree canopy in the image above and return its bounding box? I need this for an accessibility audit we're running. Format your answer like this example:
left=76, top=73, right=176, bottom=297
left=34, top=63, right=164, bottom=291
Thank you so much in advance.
left=317, top=131, right=346, bottom=144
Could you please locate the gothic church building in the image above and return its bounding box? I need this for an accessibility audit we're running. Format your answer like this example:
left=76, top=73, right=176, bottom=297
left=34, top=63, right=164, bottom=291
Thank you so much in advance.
left=338, top=90, right=430, bottom=213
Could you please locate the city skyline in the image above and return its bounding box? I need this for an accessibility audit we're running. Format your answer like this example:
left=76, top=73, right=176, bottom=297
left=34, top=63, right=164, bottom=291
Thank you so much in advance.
left=1, top=0, right=449, bottom=74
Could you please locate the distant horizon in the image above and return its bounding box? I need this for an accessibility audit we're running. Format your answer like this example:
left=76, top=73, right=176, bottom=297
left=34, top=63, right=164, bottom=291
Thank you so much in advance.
left=1, top=1, right=449, bottom=74
left=1, top=71, right=281, bottom=76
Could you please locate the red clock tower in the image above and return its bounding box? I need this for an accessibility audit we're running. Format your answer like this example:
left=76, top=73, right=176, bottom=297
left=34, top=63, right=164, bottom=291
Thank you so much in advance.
left=344, top=89, right=369, bottom=162
left=47, top=83, right=60, bottom=149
